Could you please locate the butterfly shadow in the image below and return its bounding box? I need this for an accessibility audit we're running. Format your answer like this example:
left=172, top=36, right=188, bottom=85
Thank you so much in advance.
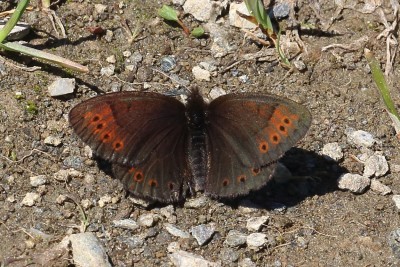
left=219, top=148, right=348, bottom=210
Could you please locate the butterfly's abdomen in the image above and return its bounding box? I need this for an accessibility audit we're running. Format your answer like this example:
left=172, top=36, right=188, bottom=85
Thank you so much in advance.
left=186, top=90, right=208, bottom=192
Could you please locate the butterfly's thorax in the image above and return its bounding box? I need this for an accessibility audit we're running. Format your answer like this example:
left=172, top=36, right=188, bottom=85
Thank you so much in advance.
left=186, top=91, right=208, bottom=192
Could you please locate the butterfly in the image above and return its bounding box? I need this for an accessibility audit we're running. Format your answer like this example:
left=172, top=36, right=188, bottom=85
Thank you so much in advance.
left=69, top=90, right=311, bottom=203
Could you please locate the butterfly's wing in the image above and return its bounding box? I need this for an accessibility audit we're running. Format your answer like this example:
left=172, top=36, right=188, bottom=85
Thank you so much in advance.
left=204, top=93, right=311, bottom=198
left=69, top=92, right=190, bottom=203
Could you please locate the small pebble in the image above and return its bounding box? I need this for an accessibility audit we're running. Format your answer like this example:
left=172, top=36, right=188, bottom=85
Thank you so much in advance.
left=123, top=236, right=144, bottom=248
left=337, top=173, right=370, bottom=193
left=138, top=213, right=157, bottom=227
left=100, top=65, right=115, bottom=76
left=169, top=250, right=221, bottom=267
left=392, top=195, right=400, bottom=210
left=106, top=55, right=116, bottom=64
left=56, top=194, right=67, bottom=205
left=122, top=50, right=132, bottom=57
left=81, top=199, right=93, bottom=209
left=293, top=60, right=307, bottom=71
left=346, top=129, right=376, bottom=148
left=113, top=219, right=139, bottom=231
left=271, top=3, right=290, bottom=19
left=209, top=87, right=226, bottom=100
left=53, top=169, right=83, bottom=182
left=363, top=154, right=389, bottom=178
left=246, top=233, right=266, bottom=249
left=370, top=179, right=392, bottom=195
left=219, top=248, right=239, bottom=263
left=164, top=223, right=191, bottom=239
left=183, top=0, right=227, bottom=21
left=104, top=30, right=113, bottom=42
left=321, top=142, right=343, bottom=161
left=48, top=78, right=75, bottom=97
left=246, top=216, right=269, bottom=232
left=224, top=230, right=247, bottom=247
left=192, top=66, right=211, bottom=81
left=190, top=223, right=215, bottom=246
left=184, top=196, right=209, bottom=209
left=68, top=232, right=112, bottom=267
left=98, top=195, right=112, bottom=207
left=21, top=192, right=40, bottom=206
left=160, top=56, right=177, bottom=72
left=238, top=258, right=256, bottom=267
left=30, top=175, right=47, bottom=187
left=94, top=4, right=107, bottom=14
left=167, top=241, right=181, bottom=253
left=44, top=136, right=62, bottom=146
left=388, top=229, right=400, bottom=259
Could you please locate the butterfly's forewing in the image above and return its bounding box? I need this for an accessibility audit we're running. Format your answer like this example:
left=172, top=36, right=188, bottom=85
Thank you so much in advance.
left=69, top=92, right=190, bottom=202
left=204, top=93, right=311, bottom=198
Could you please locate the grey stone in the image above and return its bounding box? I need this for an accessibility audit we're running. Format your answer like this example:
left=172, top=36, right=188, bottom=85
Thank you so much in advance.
left=160, top=56, right=177, bottom=72
left=224, top=230, right=246, bottom=247
left=44, top=136, right=62, bottom=146
left=169, top=250, right=221, bottom=267
left=21, top=192, right=40, bottom=206
left=164, top=223, right=191, bottom=239
left=364, top=154, right=389, bottom=178
left=246, top=216, right=269, bottom=232
left=190, top=223, right=215, bottom=246
left=346, top=129, right=376, bottom=148
left=30, top=175, right=47, bottom=187
left=238, top=258, right=256, bottom=267
left=48, top=78, right=75, bottom=96
left=388, top=229, right=400, bottom=259
left=392, top=195, right=400, bottom=210
left=113, top=219, right=139, bottom=231
left=138, top=213, right=157, bottom=227
left=100, top=65, right=115, bottom=76
left=192, top=66, right=211, bottom=81
left=183, top=0, right=227, bottom=22
left=322, top=142, right=343, bottom=161
left=337, top=173, right=370, bottom=193
left=370, top=179, right=392, bottom=195
left=246, top=233, right=266, bottom=249
left=209, top=87, right=226, bottom=100
left=184, top=196, right=209, bottom=208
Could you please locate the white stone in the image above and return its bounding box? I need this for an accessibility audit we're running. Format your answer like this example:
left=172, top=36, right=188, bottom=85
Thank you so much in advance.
left=192, top=66, right=211, bottom=81
left=106, top=55, right=116, bottom=63
left=190, top=223, right=215, bottom=246
left=370, top=179, right=392, bottom=195
left=68, top=232, right=112, bottom=267
left=138, top=213, right=157, bottom=227
left=94, top=4, right=107, bottom=14
left=173, top=0, right=186, bottom=5
left=165, top=223, right=191, bottom=239
left=54, top=169, right=83, bottom=182
left=337, top=173, right=370, bottom=193
left=169, top=250, right=221, bottom=267
left=183, top=0, right=227, bottom=22
left=322, top=142, right=343, bottom=161
left=100, top=65, right=115, bottom=76
left=113, top=219, right=139, bottom=230
left=44, top=135, right=62, bottom=146
left=30, top=175, right=47, bottom=187
left=209, top=87, right=226, bottom=100
left=184, top=196, right=209, bottom=208
left=48, top=78, right=75, bottom=96
left=238, top=258, right=257, bottom=267
left=98, top=194, right=112, bottom=207
left=363, top=154, right=389, bottom=178
left=229, top=2, right=256, bottom=29
left=206, top=22, right=235, bottom=57
left=224, top=230, right=247, bottom=247
left=246, top=216, right=269, bottom=232
left=21, top=192, right=40, bottom=206
left=347, top=129, right=376, bottom=148
left=392, top=195, right=400, bottom=210
left=246, top=233, right=266, bottom=249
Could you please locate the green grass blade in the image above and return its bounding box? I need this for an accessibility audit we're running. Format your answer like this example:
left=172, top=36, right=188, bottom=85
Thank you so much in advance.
left=0, top=0, right=30, bottom=43
left=365, top=48, right=400, bottom=134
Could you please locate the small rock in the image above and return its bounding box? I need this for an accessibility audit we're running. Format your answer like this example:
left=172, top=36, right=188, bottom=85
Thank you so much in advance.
left=94, top=4, right=107, bottom=14
left=113, top=219, right=139, bottom=231
left=100, top=65, right=115, bottom=76
left=238, top=75, right=249, bottom=83
left=173, top=0, right=186, bottom=5
left=246, top=216, right=269, bottom=232
left=160, top=205, right=175, bottom=218
left=167, top=241, right=181, bottom=253
left=48, top=78, right=75, bottom=96
left=164, top=223, right=191, bottom=239
left=160, top=56, right=177, bottom=72
left=169, top=250, right=221, bottom=267
left=271, top=3, right=290, bottom=19
left=128, top=196, right=151, bottom=208
left=209, top=87, right=226, bottom=100
left=123, top=50, right=132, bottom=57
left=363, top=154, right=389, bottom=178
left=238, top=258, right=256, bottom=267
left=0, top=20, right=30, bottom=41
left=106, top=55, right=116, bottom=64
left=183, top=0, right=227, bottom=22
left=370, top=179, right=392, bottom=195
left=246, top=233, right=266, bottom=249
left=138, top=213, right=157, bottom=227
left=44, top=136, right=62, bottom=146
left=322, top=142, right=343, bottom=161
left=104, top=30, right=113, bottom=42
left=98, top=194, right=112, bottom=207
left=81, top=199, right=93, bottom=209
left=30, top=175, right=47, bottom=187
left=56, top=194, right=68, bottom=204
left=192, top=66, right=211, bottom=81
left=219, top=248, right=239, bottom=263
left=392, top=195, right=400, bottom=210
left=388, top=229, right=400, bottom=259
left=21, top=192, right=40, bottom=206
left=68, top=232, right=112, bottom=267
left=293, top=60, right=307, bottom=71
left=224, top=230, right=247, bottom=247
left=190, top=224, right=215, bottom=246
left=347, top=129, right=376, bottom=148
left=206, top=22, right=234, bottom=57
left=229, top=2, right=255, bottom=29
left=337, top=173, right=370, bottom=193
left=184, top=196, right=209, bottom=208
left=123, top=236, right=144, bottom=248
left=238, top=199, right=262, bottom=213
left=54, top=169, right=83, bottom=182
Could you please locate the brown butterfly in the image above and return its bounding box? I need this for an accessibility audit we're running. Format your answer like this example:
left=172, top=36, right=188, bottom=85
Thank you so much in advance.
left=69, top=90, right=311, bottom=203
